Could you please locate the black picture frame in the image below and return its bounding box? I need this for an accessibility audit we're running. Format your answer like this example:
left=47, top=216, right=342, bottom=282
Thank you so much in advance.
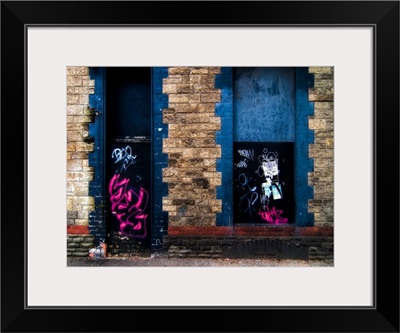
left=1, top=1, right=399, bottom=332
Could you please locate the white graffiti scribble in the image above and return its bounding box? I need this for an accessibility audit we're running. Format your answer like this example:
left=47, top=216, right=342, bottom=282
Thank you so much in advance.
left=238, top=173, right=259, bottom=214
left=111, top=146, right=137, bottom=171
left=235, top=160, right=248, bottom=168
left=238, top=149, right=255, bottom=160
left=258, top=148, right=278, bottom=164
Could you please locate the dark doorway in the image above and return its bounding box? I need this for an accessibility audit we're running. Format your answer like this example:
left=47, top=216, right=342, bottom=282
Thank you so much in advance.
left=105, top=67, right=152, bottom=255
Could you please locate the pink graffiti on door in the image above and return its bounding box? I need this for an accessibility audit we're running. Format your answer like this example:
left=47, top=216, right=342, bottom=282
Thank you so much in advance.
left=108, top=174, right=149, bottom=238
left=258, top=206, right=288, bottom=224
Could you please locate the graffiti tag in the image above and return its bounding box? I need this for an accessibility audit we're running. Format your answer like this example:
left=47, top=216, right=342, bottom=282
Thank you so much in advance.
left=234, top=144, right=291, bottom=224
left=238, top=149, right=254, bottom=161
left=108, top=174, right=148, bottom=238
left=238, top=173, right=259, bottom=214
left=258, top=206, right=288, bottom=224
left=235, top=160, right=248, bottom=168
left=111, top=146, right=137, bottom=172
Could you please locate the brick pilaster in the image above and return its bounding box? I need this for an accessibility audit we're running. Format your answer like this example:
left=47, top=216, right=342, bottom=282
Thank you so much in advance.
left=66, top=66, right=95, bottom=232
left=162, top=67, right=222, bottom=227
left=307, top=67, right=334, bottom=226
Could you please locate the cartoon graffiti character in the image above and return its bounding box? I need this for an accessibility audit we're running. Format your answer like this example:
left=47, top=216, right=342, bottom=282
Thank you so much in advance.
left=257, top=150, right=280, bottom=184
left=262, top=160, right=279, bottom=178
left=256, top=148, right=287, bottom=223
left=108, top=174, right=149, bottom=238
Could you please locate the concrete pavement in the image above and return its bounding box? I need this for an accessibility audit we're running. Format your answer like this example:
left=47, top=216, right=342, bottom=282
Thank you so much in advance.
left=67, top=256, right=334, bottom=267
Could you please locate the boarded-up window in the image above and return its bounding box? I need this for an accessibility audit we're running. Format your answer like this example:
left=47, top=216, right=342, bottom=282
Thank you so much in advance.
left=233, top=68, right=295, bottom=224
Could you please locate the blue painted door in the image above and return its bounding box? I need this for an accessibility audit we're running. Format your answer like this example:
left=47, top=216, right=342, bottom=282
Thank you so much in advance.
left=233, top=67, right=296, bottom=225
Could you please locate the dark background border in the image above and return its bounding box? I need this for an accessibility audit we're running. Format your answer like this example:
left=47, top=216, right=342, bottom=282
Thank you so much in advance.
left=1, top=1, right=399, bottom=332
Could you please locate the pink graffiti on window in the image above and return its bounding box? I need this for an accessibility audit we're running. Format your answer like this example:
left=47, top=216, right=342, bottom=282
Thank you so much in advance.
left=108, top=174, right=149, bottom=238
left=258, top=207, right=288, bottom=224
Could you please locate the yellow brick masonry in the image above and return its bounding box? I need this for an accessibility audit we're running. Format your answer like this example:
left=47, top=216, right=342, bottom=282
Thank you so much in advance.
left=162, top=67, right=222, bottom=227
left=307, top=67, right=334, bottom=226
left=66, top=67, right=95, bottom=226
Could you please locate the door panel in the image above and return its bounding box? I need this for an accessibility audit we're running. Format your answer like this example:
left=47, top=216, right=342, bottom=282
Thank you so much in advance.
left=232, top=67, right=296, bottom=225
left=105, top=68, right=152, bottom=256
left=233, top=142, right=295, bottom=224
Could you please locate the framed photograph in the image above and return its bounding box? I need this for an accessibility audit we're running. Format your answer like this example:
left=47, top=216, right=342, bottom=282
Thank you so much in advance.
left=2, top=1, right=399, bottom=332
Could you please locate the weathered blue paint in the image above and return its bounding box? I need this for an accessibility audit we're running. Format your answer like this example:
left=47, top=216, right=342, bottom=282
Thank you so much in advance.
left=88, top=67, right=107, bottom=246
left=151, top=67, right=169, bottom=249
left=233, top=67, right=296, bottom=142
left=215, top=67, right=234, bottom=226
left=294, top=67, right=314, bottom=226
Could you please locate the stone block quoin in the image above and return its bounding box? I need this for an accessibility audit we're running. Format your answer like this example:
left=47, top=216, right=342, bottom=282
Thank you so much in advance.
left=66, top=66, right=95, bottom=244
left=162, top=67, right=223, bottom=227
left=307, top=67, right=334, bottom=226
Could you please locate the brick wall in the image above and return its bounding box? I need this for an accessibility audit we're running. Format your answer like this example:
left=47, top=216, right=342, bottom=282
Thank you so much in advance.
left=66, top=66, right=95, bottom=254
left=67, top=234, right=95, bottom=257
left=164, top=226, right=333, bottom=260
left=307, top=67, right=334, bottom=226
left=162, top=67, right=223, bottom=227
